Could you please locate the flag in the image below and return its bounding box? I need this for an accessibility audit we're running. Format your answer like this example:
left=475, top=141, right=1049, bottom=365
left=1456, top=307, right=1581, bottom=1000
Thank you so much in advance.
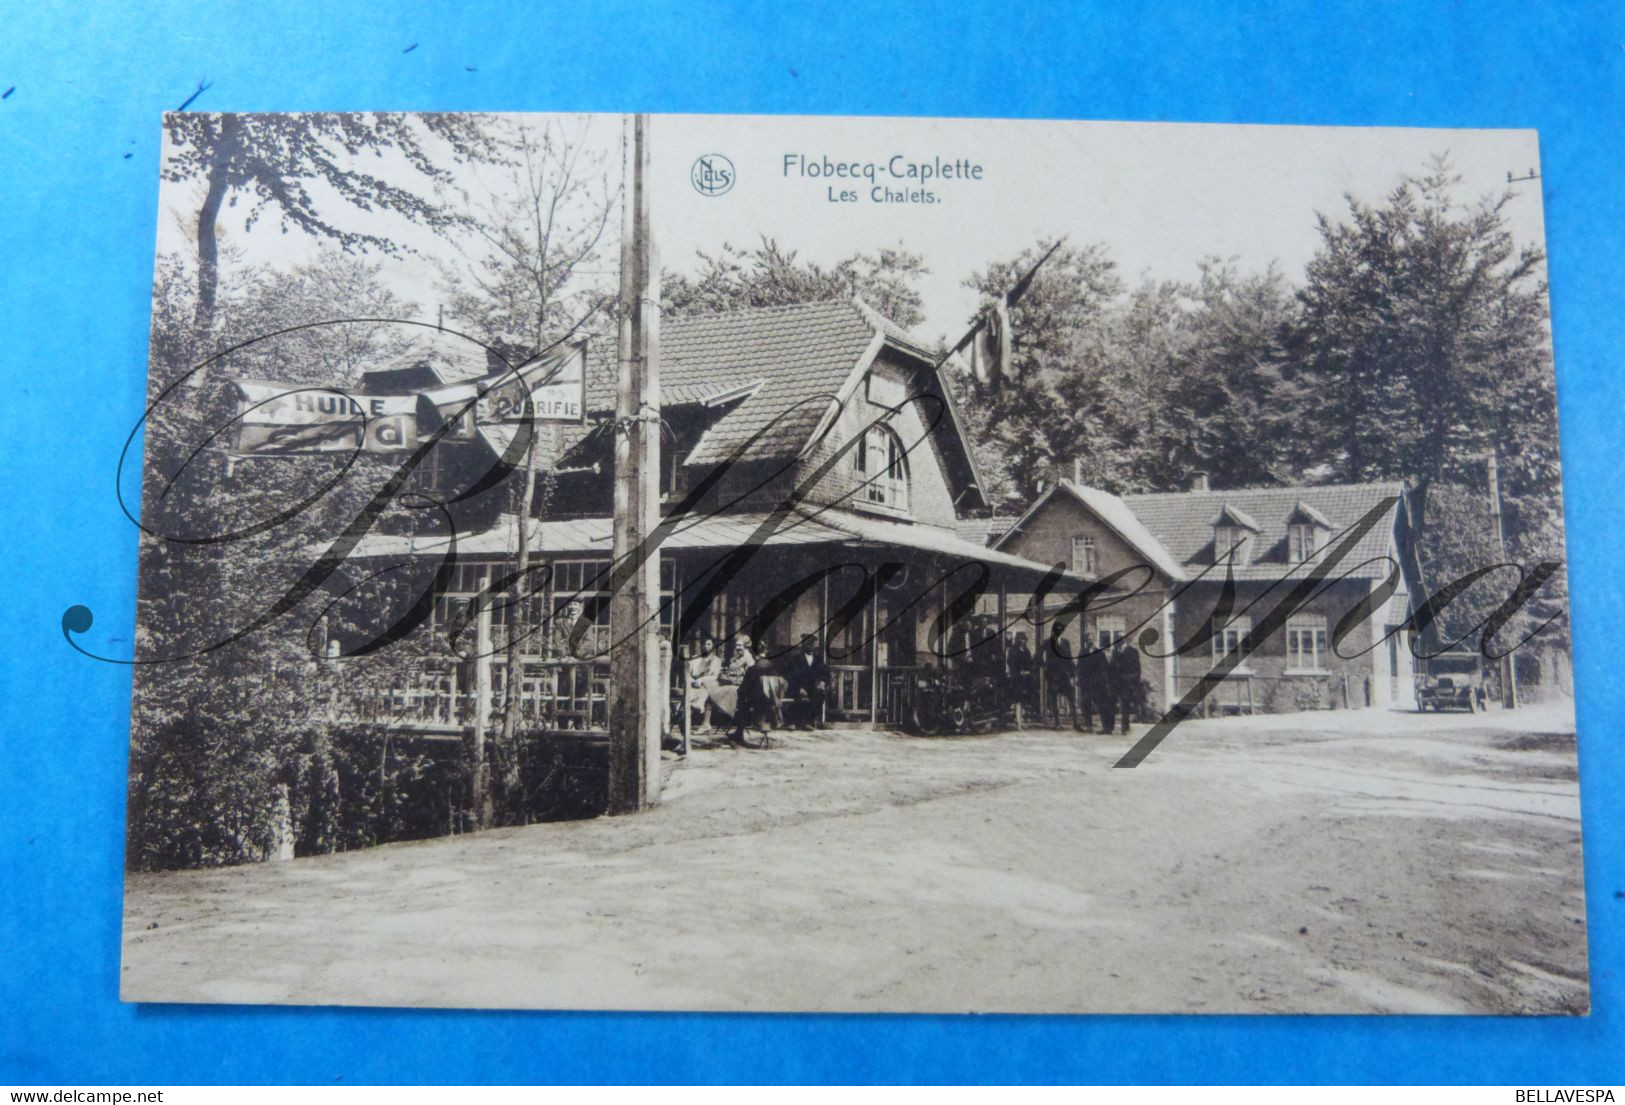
left=232, top=381, right=419, bottom=456
left=943, top=237, right=1064, bottom=394
left=968, top=298, right=1012, bottom=393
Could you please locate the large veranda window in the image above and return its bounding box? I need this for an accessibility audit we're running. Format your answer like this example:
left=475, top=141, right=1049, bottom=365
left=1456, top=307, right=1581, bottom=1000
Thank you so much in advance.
left=855, top=423, right=909, bottom=512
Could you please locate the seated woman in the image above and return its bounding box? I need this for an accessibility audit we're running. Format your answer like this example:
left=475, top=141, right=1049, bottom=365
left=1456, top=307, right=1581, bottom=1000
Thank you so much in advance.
left=701, top=632, right=754, bottom=729
left=684, top=637, right=720, bottom=729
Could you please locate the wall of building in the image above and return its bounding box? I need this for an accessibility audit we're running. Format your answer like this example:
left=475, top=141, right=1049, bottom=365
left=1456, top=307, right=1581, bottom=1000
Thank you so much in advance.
left=1165, top=577, right=1387, bottom=713
left=793, top=351, right=962, bottom=528
left=994, top=491, right=1179, bottom=712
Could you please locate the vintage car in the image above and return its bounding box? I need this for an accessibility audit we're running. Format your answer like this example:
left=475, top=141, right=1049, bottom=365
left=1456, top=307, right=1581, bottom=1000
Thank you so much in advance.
left=1415, top=651, right=1486, bottom=712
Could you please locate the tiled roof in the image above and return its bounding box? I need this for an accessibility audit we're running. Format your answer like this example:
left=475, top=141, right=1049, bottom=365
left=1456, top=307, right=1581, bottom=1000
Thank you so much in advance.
left=1120, top=481, right=1407, bottom=581
left=368, top=330, right=497, bottom=386
left=509, top=299, right=930, bottom=469
left=953, top=516, right=1018, bottom=547
left=663, top=300, right=887, bottom=466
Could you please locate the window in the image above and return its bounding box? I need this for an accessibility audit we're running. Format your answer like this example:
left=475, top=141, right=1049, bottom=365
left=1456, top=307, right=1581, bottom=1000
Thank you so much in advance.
left=855, top=423, right=909, bottom=511
left=1071, top=535, right=1098, bottom=576
left=1214, top=526, right=1250, bottom=562
left=1211, top=615, right=1252, bottom=662
left=1286, top=613, right=1328, bottom=670
left=1094, top=615, right=1127, bottom=651
left=1288, top=523, right=1318, bottom=563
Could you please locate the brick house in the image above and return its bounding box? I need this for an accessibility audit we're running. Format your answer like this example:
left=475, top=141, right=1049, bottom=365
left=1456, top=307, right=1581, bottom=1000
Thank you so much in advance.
left=992, top=472, right=1426, bottom=714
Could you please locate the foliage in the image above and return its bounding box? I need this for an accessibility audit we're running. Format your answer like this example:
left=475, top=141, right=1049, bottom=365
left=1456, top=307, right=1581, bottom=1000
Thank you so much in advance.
left=162, top=112, right=504, bottom=336
left=664, top=237, right=929, bottom=327
left=435, top=116, right=620, bottom=365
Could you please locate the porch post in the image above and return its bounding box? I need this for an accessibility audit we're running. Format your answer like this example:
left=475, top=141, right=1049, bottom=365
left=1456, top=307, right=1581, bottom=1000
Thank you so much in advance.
left=821, top=569, right=831, bottom=724
left=1034, top=576, right=1046, bottom=723
left=471, top=576, right=493, bottom=830
left=868, top=571, right=880, bottom=726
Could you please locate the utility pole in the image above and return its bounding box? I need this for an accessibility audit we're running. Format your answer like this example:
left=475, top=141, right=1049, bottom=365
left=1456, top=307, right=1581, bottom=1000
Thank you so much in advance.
left=608, top=112, right=661, bottom=814
left=1486, top=449, right=1518, bottom=709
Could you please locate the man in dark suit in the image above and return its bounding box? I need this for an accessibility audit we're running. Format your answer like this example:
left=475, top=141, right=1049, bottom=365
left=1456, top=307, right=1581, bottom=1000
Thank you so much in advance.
left=1007, top=631, right=1035, bottom=723
left=783, top=633, right=830, bottom=730
left=1044, top=634, right=1076, bottom=727
left=1077, top=638, right=1111, bottom=733
left=1108, top=638, right=1143, bottom=734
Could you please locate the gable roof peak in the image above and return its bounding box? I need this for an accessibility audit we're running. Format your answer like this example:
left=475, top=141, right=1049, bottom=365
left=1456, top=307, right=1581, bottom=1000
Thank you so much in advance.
left=1211, top=502, right=1262, bottom=532
left=1288, top=499, right=1334, bottom=528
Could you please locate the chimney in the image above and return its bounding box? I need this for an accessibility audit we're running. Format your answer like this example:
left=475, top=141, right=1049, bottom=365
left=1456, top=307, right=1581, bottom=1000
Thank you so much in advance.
left=1073, top=458, right=1086, bottom=485
left=1192, top=472, right=1210, bottom=492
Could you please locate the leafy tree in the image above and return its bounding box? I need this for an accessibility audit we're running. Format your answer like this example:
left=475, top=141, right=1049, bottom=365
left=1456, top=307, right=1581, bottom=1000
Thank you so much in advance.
left=665, top=237, right=928, bottom=327
left=162, top=112, right=502, bottom=340
left=959, top=240, right=1123, bottom=498
left=1289, top=157, right=1552, bottom=534
left=436, top=116, right=620, bottom=364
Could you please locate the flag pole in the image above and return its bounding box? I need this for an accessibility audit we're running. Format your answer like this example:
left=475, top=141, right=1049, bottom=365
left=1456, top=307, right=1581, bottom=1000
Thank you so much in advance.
left=935, top=236, right=1068, bottom=372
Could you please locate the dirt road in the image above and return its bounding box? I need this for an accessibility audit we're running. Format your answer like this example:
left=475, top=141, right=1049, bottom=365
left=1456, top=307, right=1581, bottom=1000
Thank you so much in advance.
left=122, top=702, right=1588, bottom=1013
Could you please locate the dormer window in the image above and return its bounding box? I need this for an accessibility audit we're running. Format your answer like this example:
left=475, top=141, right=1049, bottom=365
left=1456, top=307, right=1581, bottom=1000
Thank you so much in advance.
left=1214, top=526, right=1248, bottom=561
left=1211, top=503, right=1261, bottom=564
left=1288, top=523, right=1317, bottom=563
left=1286, top=501, right=1333, bottom=564
left=856, top=423, right=909, bottom=512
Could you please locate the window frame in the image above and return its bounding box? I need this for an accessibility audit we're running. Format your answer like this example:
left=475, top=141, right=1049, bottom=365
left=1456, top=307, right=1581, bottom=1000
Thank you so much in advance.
left=1285, top=612, right=1329, bottom=672
left=1211, top=614, right=1254, bottom=672
left=1288, top=522, right=1319, bottom=564
left=1071, top=534, right=1098, bottom=576
left=854, top=422, right=911, bottom=514
left=1094, top=614, right=1127, bottom=652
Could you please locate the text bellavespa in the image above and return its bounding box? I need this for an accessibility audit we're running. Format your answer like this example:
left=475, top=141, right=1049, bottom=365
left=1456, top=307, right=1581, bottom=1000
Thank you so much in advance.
left=782, top=153, right=984, bottom=205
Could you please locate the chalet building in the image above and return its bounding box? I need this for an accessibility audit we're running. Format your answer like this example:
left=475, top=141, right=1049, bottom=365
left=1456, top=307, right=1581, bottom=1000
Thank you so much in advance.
left=991, top=470, right=1426, bottom=714
left=339, top=299, right=1087, bottom=730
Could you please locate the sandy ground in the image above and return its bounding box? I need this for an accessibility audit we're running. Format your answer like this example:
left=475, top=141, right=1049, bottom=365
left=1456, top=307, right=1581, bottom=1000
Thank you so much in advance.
left=121, top=700, right=1588, bottom=1014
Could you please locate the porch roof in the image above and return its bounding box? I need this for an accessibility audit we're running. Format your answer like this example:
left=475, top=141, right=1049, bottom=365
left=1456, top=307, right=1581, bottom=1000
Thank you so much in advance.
left=340, top=506, right=1080, bottom=584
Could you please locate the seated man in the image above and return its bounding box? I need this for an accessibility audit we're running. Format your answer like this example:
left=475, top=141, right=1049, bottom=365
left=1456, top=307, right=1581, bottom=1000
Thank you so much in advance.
left=730, top=643, right=784, bottom=744
left=782, top=633, right=830, bottom=730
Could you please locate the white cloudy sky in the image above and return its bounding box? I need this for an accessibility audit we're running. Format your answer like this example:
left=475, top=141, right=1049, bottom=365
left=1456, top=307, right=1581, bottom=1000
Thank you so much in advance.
left=159, top=113, right=1546, bottom=347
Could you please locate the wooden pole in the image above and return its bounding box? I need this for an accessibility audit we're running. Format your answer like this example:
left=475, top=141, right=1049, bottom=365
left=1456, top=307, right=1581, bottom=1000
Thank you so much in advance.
left=608, top=112, right=661, bottom=814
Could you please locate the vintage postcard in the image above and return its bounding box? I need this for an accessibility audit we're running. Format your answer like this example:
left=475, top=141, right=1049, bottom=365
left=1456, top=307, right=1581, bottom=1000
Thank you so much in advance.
left=115, top=112, right=1584, bottom=1013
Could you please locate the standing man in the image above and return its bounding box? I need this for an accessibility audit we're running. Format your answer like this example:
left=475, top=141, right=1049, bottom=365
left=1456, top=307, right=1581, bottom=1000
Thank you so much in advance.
left=784, top=633, right=830, bottom=730
left=1109, top=637, right=1143, bottom=735
left=1044, top=633, right=1076, bottom=727
left=1078, top=634, right=1111, bottom=733
left=1008, top=631, right=1035, bottom=725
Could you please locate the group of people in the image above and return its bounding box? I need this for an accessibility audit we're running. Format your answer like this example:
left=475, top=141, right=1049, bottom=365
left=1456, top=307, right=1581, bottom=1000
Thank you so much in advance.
left=1039, top=635, right=1144, bottom=734
left=678, top=631, right=831, bottom=745
left=945, top=620, right=1144, bottom=734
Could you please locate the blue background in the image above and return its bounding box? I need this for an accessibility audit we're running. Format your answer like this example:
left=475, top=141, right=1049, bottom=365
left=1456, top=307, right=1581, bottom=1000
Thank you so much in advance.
left=1, top=0, right=1621, bottom=1085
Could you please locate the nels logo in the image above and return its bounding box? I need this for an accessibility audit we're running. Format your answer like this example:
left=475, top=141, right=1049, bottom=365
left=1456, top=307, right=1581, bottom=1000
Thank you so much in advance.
left=691, top=153, right=735, bottom=197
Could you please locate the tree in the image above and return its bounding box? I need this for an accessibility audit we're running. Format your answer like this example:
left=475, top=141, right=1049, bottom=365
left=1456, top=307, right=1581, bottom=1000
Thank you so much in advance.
left=162, top=112, right=502, bottom=340
left=1289, top=157, right=1564, bottom=659
left=959, top=240, right=1123, bottom=499
left=664, top=237, right=928, bottom=327
left=129, top=250, right=444, bottom=868
left=436, top=116, right=620, bottom=364
left=1289, top=157, right=1552, bottom=535
left=434, top=116, right=621, bottom=824
left=1133, top=260, right=1299, bottom=491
